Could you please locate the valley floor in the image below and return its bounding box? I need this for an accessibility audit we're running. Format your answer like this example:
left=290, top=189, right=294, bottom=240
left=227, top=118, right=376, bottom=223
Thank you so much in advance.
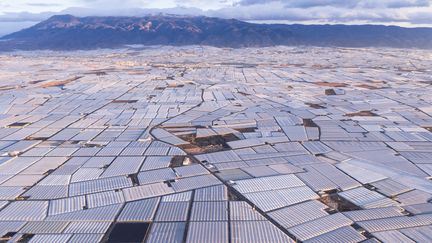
left=0, top=46, right=431, bottom=242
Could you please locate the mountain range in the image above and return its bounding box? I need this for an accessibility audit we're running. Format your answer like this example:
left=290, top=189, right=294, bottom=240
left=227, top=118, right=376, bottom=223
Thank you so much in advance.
left=1, top=14, right=432, bottom=50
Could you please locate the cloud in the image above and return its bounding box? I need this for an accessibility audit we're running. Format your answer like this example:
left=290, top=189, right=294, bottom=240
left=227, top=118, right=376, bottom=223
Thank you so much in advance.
left=26, top=3, right=62, bottom=7
left=237, top=0, right=358, bottom=8
left=237, top=0, right=431, bottom=9
left=408, top=10, right=432, bottom=24
left=357, top=0, right=430, bottom=8
left=0, top=11, right=55, bottom=22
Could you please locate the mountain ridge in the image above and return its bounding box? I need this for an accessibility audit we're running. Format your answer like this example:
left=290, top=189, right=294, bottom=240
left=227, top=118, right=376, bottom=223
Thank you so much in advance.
left=1, top=14, right=432, bottom=50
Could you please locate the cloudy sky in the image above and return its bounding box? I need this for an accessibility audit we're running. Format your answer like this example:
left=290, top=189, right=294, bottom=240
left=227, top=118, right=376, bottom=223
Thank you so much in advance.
left=1, top=0, right=431, bottom=36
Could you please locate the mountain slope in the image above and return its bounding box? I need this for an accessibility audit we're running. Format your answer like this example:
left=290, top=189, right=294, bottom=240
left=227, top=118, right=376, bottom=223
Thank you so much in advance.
left=1, top=14, right=432, bottom=50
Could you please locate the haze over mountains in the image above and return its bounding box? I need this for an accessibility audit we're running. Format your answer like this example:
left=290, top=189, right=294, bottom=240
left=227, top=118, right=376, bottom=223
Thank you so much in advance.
left=1, top=14, right=432, bottom=51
